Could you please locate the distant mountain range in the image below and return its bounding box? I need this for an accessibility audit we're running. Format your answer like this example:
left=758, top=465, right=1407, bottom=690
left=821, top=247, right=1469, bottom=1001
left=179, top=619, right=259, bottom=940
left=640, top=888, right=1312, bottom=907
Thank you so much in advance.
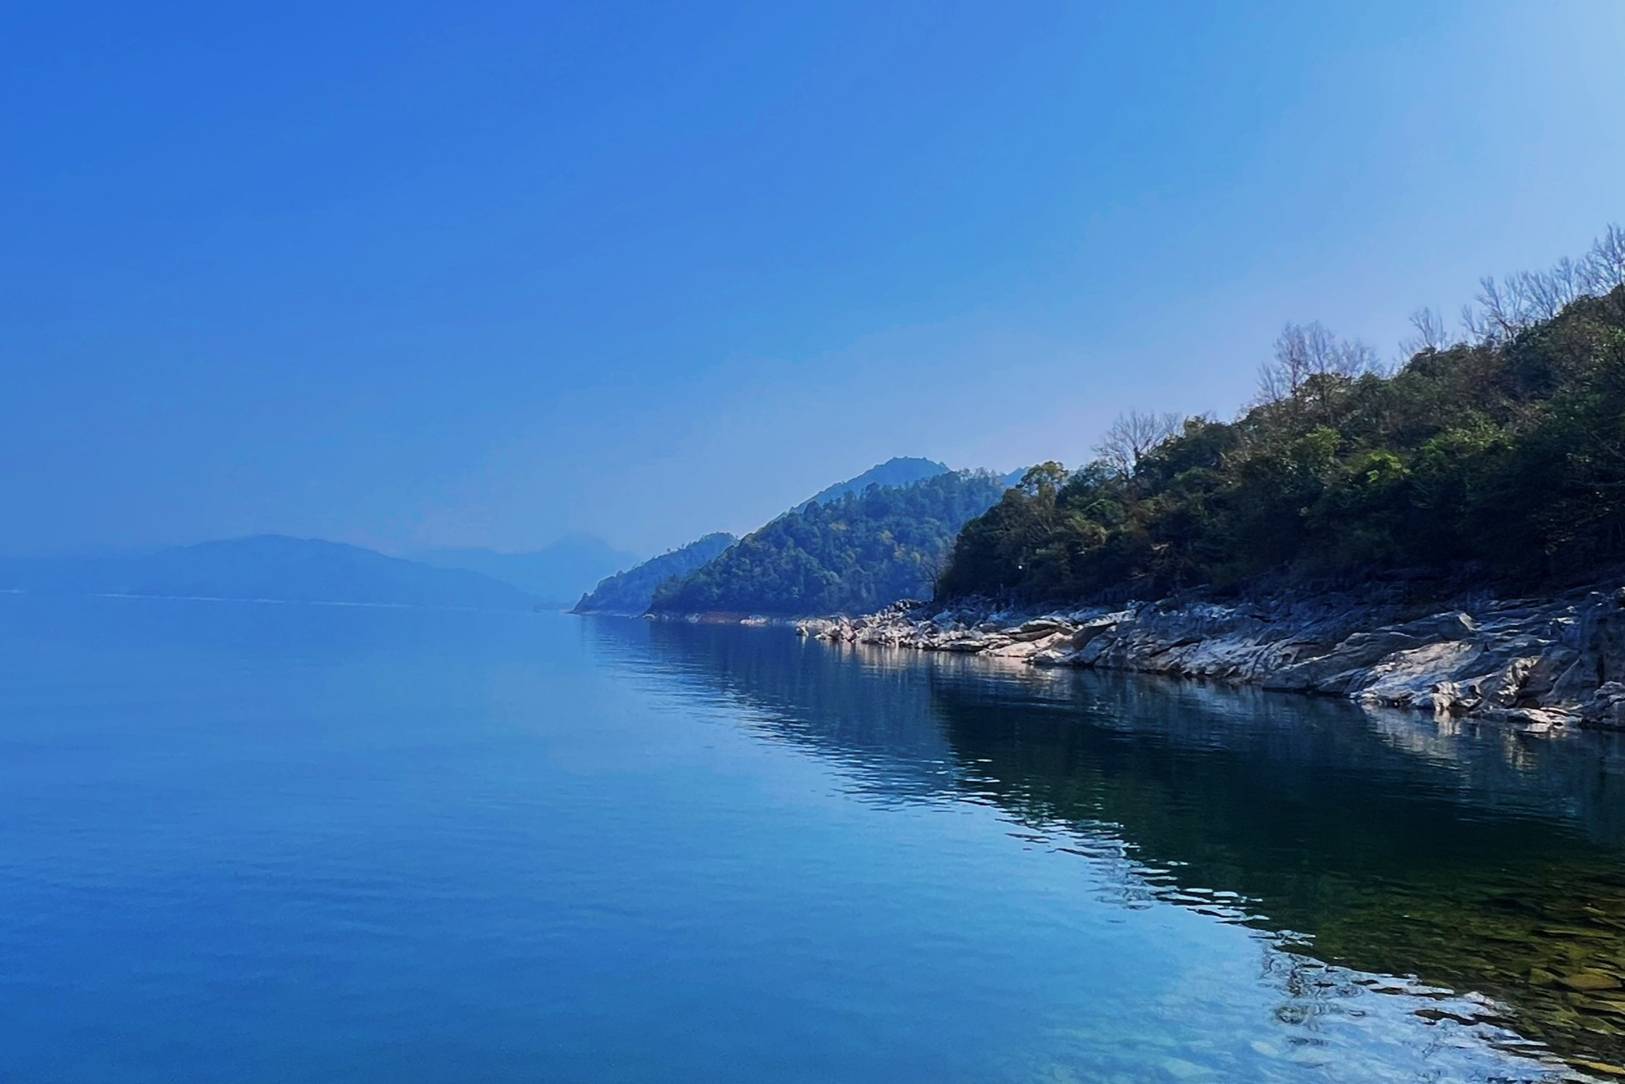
left=414, top=534, right=638, bottom=607
left=0, top=535, right=539, bottom=611
left=1, top=461, right=1028, bottom=618
left=573, top=532, right=737, bottom=615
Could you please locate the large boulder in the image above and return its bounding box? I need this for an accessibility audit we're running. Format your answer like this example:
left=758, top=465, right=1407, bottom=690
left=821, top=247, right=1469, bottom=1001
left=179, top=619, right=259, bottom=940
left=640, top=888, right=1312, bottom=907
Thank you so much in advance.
left=1580, top=682, right=1625, bottom=729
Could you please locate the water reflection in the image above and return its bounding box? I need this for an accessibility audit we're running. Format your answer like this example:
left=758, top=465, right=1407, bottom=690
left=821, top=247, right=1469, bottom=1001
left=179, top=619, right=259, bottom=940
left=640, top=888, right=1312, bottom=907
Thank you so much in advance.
left=584, top=617, right=1625, bottom=1075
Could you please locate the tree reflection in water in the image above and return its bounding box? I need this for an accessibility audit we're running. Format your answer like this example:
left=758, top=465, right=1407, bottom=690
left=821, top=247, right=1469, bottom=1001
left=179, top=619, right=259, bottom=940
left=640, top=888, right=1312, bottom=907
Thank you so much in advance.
left=583, top=617, right=1625, bottom=1073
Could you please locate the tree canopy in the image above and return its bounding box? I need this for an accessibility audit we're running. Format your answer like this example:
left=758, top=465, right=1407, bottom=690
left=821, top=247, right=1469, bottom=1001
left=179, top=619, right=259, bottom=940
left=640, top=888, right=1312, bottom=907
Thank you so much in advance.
left=938, top=229, right=1625, bottom=603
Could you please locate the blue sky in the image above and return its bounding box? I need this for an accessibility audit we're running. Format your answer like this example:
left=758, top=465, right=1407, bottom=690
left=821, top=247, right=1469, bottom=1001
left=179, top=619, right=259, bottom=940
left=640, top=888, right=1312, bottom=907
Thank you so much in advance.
left=5, top=1, right=1624, bottom=557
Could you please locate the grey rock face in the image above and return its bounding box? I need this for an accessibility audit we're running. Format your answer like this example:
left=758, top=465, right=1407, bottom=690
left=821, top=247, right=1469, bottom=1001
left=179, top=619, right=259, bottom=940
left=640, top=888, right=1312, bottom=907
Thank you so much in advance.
left=795, top=583, right=1625, bottom=730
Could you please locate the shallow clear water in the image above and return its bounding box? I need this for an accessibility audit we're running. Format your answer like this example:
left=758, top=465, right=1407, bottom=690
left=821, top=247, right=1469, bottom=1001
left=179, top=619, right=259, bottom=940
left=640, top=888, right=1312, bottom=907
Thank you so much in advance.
left=5, top=596, right=1625, bottom=1081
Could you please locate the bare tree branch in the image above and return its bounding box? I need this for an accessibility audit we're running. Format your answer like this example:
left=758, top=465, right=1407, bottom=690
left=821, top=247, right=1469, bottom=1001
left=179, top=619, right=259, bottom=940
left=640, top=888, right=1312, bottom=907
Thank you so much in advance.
left=1096, top=410, right=1183, bottom=477
left=1258, top=321, right=1375, bottom=404
left=1399, top=306, right=1453, bottom=357
left=1584, top=223, right=1625, bottom=294
left=1462, top=224, right=1625, bottom=345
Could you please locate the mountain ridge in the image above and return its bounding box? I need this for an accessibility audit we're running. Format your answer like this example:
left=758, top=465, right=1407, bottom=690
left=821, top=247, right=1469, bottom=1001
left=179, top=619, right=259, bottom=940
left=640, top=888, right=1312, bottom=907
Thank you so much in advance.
left=0, top=534, right=540, bottom=611
left=793, top=457, right=950, bottom=512
left=649, top=469, right=1012, bottom=617
left=573, top=532, right=738, bottom=615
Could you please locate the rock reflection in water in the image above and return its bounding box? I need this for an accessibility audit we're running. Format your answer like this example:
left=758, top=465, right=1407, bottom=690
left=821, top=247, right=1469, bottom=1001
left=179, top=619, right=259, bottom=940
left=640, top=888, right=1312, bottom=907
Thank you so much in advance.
left=585, top=617, right=1625, bottom=1075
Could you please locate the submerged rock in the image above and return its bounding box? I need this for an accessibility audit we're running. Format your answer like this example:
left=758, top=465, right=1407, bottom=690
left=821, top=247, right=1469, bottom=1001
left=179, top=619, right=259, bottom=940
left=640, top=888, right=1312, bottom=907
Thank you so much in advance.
left=1559, top=971, right=1623, bottom=993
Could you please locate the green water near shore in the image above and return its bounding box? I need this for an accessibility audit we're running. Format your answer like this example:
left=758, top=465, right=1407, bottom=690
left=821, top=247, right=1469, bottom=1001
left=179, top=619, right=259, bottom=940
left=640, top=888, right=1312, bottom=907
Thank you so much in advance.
left=613, top=620, right=1625, bottom=1075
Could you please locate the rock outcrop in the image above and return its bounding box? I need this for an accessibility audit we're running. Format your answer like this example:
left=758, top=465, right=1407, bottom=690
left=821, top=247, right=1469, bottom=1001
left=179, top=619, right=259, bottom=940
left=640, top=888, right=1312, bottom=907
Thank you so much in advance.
left=797, top=586, right=1625, bottom=729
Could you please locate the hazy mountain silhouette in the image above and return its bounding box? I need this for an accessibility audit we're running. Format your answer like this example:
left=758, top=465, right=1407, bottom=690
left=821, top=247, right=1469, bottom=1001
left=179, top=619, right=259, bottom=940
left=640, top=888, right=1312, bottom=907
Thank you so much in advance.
left=0, top=535, right=539, bottom=610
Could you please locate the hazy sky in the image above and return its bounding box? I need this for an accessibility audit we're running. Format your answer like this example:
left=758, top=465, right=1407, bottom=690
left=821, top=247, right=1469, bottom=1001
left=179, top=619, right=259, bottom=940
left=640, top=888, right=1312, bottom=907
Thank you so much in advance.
left=6, top=1, right=1624, bottom=558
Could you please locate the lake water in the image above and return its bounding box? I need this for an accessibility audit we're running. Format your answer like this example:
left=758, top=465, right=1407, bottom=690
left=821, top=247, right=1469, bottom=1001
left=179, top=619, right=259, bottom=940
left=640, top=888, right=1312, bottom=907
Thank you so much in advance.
left=5, top=596, right=1625, bottom=1081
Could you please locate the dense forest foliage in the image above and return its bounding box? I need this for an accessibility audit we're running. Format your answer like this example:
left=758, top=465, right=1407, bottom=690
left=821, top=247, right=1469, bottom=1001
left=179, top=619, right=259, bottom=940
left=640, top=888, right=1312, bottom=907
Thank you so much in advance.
left=573, top=532, right=737, bottom=614
left=939, top=227, right=1625, bottom=602
left=650, top=471, right=1009, bottom=615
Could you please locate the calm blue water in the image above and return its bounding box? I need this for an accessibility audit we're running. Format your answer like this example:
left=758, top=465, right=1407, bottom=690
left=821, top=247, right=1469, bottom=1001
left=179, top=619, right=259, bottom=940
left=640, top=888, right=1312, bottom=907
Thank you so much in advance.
left=4, top=595, right=1625, bottom=1081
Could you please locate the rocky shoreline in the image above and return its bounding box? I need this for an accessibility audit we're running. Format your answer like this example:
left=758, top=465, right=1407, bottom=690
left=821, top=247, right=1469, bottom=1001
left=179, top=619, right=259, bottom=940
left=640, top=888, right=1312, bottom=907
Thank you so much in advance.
left=796, top=584, right=1625, bottom=730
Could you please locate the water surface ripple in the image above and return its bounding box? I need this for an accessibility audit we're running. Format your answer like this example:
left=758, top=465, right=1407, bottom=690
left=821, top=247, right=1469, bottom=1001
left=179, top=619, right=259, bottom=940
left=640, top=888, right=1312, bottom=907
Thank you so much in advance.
left=4, top=596, right=1625, bottom=1081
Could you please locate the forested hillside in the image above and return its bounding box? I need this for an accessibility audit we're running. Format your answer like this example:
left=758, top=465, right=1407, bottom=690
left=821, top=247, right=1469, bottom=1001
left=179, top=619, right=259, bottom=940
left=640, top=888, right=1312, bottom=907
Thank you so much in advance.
left=650, top=471, right=1009, bottom=615
left=939, top=226, right=1625, bottom=602
left=794, top=457, right=949, bottom=511
left=573, top=532, right=737, bottom=614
